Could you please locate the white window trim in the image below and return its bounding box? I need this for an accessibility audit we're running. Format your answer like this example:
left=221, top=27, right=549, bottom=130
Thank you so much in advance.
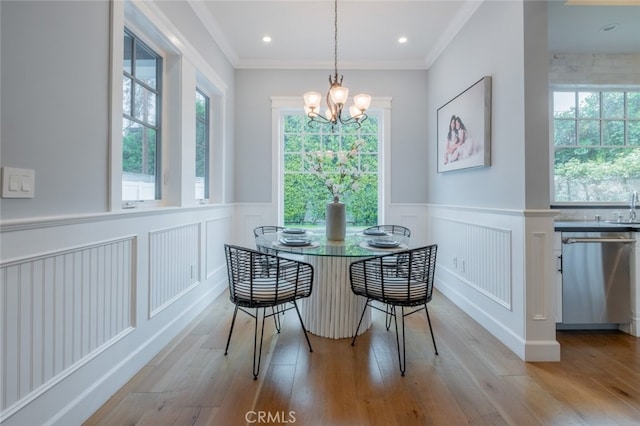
left=270, top=96, right=392, bottom=225
left=195, top=73, right=226, bottom=204
left=549, top=85, right=640, bottom=205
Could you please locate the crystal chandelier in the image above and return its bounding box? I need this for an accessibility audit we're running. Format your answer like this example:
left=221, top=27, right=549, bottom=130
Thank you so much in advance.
left=303, top=0, right=371, bottom=130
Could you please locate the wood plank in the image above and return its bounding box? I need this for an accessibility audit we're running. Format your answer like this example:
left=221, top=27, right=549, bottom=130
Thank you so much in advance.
left=84, top=290, right=640, bottom=426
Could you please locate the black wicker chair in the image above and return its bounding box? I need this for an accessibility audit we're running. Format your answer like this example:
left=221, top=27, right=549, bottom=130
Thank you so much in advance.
left=362, top=226, right=412, bottom=274
left=349, top=244, right=438, bottom=375
left=253, top=225, right=303, bottom=275
left=253, top=225, right=286, bottom=254
left=224, top=244, right=314, bottom=379
left=363, top=225, right=413, bottom=328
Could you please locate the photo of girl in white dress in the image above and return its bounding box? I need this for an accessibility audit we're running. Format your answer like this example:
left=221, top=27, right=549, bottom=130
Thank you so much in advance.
left=444, top=116, right=475, bottom=164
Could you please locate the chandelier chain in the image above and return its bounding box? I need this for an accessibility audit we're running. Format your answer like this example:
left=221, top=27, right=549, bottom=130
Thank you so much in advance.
left=333, top=0, right=338, bottom=77
left=302, top=0, right=370, bottom=130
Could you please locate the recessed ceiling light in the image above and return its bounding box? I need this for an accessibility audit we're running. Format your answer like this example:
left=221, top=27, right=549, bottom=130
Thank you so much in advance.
left=398, top=36, right=408, bottom=44
left=262, top=35, right=272, bottom=43
left=600, top=23, right=619, bottom=32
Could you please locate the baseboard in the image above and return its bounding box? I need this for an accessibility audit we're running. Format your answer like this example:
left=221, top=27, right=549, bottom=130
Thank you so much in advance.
left=48, top=282, right=227, bottom=426
left=523, top=340, right=561, bottom=362
left=435, top=280, right=560, bottom=362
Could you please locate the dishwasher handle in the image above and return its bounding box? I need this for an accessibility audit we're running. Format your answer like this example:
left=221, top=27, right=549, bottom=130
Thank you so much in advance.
left=562, top=237, right=636, bottom=244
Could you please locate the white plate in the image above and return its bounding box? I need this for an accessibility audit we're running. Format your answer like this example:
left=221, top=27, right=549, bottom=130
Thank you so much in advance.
left=283, top=228, right=306, bottom=234
left=363, top=229, right=387, bottom=236
left=367, top=239, right=399, bottom=248
left=279, top=238, right=311, bottom=246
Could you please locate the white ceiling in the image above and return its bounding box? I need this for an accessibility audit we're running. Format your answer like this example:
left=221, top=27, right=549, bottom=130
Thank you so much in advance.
left=188, top=0, right=640, bottom=70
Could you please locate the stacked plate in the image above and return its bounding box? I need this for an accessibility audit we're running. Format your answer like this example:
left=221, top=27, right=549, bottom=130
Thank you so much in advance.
left=282, top=228, right=307, bottom=235
left=363, top=229, right=388, bottom=236
left=367, top=239, right=400, bottom=248
left=279, top=237, right=312, bottom=246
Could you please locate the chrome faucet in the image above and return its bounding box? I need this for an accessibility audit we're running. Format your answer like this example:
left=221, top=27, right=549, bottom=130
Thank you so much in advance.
left=631, top=191, right=638, bottom=222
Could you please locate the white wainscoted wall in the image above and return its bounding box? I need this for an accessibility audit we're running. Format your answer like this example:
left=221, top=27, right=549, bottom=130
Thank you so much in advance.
left=427, top=204, right=560, bottom=362
left=0, top=201, right=560, bottom=424
left=0, top=205, right=234, bottom=426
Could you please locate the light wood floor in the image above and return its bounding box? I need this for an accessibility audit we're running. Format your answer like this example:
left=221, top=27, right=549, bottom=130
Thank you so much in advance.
left=85, top=289, right=640, bottom=426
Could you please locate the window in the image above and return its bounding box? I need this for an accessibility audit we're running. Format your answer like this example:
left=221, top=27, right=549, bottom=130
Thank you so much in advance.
left=112, top=1, right=227, bottom=209
left=122, top=29, right=162, bottom=202
left=282, top=114, right=379, bottom=228
left=195, top=88, right=210, bottom=199
left=552, top=89, right=640, bottom=203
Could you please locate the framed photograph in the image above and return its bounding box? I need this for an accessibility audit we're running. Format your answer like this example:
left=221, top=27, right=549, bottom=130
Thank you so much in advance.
left=437, top=76, right=492, bottom=173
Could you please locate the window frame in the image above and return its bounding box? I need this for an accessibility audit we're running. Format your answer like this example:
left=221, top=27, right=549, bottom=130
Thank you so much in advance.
left=271, top=96, right=391, bottom=226
left=122, top=28, right=163, bottom=203
left=195, top=87, right=210, bottom=200
left=550, top=85, right=640, bottom=206
left=109, top=0, right=228, bottom=210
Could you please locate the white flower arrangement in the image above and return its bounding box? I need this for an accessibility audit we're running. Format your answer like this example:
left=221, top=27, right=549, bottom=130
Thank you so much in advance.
left=307, top=139, right=366, bottom=203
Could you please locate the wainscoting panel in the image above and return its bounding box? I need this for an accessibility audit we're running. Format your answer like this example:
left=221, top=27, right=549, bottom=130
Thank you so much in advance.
left=530, top=232, right=548, bottom=320
left=149, top=223, right=201, bottom=317
left=206, top=216, right=232, bottom=280
left=0, top=237, right=135, bottom=415
left=431, top=217, right=512, bottom=309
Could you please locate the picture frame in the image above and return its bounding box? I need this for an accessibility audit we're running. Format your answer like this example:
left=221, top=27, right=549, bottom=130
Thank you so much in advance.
left=437, top=76, right=492, bottom=173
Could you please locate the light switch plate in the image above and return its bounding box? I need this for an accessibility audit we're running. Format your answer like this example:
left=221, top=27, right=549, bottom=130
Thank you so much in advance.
left=2, top=167, right=35, bottom=198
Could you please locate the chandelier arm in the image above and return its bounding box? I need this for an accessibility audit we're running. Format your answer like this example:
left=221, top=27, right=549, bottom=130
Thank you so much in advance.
left=326, top=91, right=337, bottom=123
left=337, top=113, right=367, bottom=128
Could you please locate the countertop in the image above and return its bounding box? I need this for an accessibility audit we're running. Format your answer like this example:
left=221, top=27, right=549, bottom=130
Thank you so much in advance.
left=555, top=220, right=640, bottom=232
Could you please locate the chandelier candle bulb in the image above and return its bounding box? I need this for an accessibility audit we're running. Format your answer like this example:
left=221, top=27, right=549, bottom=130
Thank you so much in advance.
left=330, top=86, right=349, bottom=105
left=304, top=92, right=322, bottom=109
left=354, top=94, right=372, bottom=111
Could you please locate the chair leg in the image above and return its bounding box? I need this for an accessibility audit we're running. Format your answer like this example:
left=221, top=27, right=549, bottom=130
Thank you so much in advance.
left=252, top=308, right=267, bottom=380
left=351, top=300, right=370, bottom=346
left=385, top=304, right=393, bottom=330
left=393, top=306, right=407, bottom=376
left=272, top=306, right=281, bottom=333
left=292, top=301, right=313, bottom=352
left=224, top=306, right=239, bottom=356
left=424, top=304, right=438, bottom=355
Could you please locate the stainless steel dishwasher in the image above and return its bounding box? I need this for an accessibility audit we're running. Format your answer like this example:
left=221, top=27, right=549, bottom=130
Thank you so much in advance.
left=561, top=232, right=635, bottom=325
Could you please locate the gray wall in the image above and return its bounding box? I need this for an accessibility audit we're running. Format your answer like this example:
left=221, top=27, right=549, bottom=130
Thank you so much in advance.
left=426, top=0, right=550, bottom=210
left=0, top=0, right=236, bottom=220
left=1, top=1, right=111, bottom=219
left=234, top=69, right=429, bottom=204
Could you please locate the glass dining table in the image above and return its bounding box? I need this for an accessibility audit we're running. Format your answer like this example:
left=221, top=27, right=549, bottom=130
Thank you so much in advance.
left=255, top=229, right=411, bottom=339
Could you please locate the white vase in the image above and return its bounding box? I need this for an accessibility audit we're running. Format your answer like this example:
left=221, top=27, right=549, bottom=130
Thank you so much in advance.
left=326, top=201, right=346, bottom=241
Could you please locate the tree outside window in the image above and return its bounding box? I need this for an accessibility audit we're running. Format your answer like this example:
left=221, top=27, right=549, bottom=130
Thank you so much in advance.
left=195, top=89, right=210, bottom=199
left=553, top=90, right=640, bottom=203
left=283, top=114, right=379, bottom=228
left=122, top=29, right=162, bottom=202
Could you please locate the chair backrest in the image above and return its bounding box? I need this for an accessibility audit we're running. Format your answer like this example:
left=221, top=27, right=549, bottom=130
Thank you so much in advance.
left=350, top=244, right=437, bottom=307
left=224, top=244, right=313, bottom=308
left=253, top=225, right=285, bottom=238
left=253, top=225, right=285, bottom=254
left=364, top=225, right=411, bottom=237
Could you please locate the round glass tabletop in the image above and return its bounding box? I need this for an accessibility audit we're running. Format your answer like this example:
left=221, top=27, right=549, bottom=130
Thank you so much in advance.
left=255, top=230, right=411, bottom=257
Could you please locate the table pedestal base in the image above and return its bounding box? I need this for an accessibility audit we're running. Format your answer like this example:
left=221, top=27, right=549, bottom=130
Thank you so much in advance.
left=299, top=255, right=371, bottom=339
